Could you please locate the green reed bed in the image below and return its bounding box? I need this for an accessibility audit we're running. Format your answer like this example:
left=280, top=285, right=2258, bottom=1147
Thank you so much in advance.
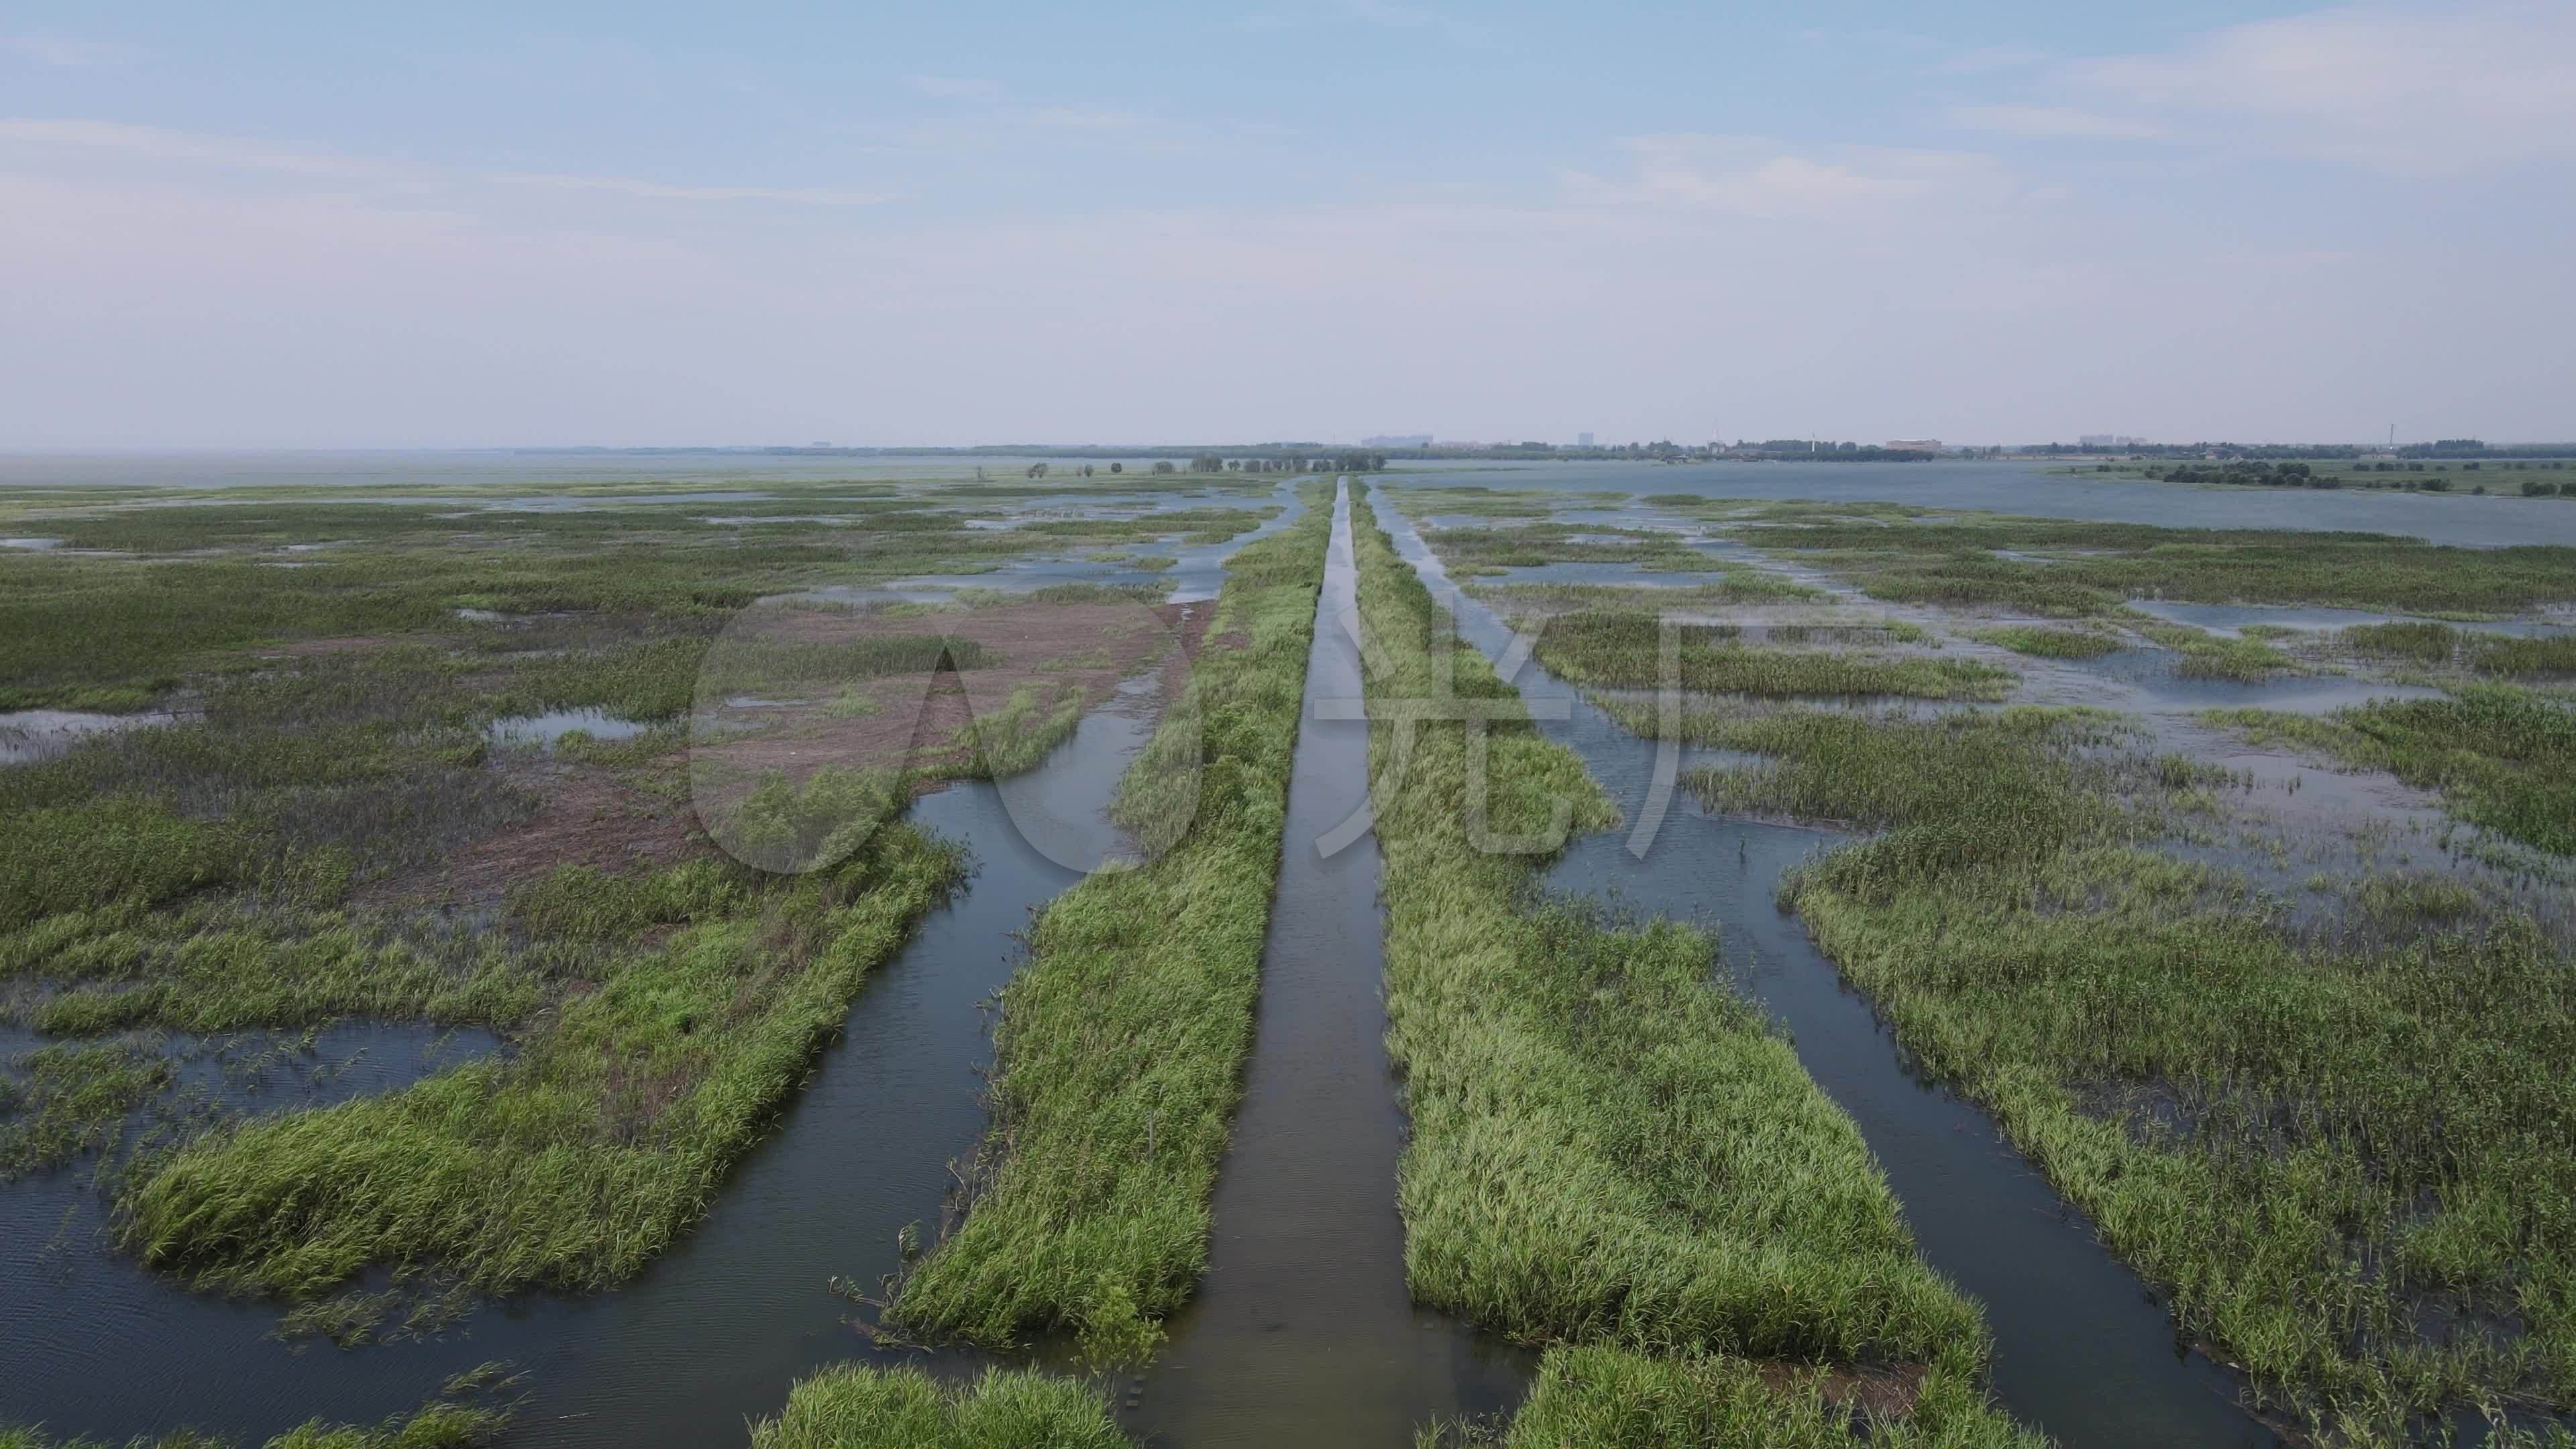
left=0, top=1385, right=506, bottom=1448
left=2341, top=623, right=2465, bottom=667
left=1970, top=625, right=2125, bottom=659
left=2471, top=634, right=2576, bottom=679
left=1352, top=490, right=2032, bottom=1446
left=1421, top=523, right=1710, bottom=574
left=1013, top=506, right=1277, bottom=545
left=1527, top=609, right=2015, bottom=700
left=1430, top=1344, right=2045, bottom=1449
left=883, top=484, right=1333, bottom=1360
left=2208, top=686, right=2576, bottom=856
left=1631, top=697, right=2576, bottom=1442
left=1464, top=574, right=1828, bottom=610
left=116, top=817, right=961, bottom=1302
left=2343, top=624, right=2576, bottom=681
left=2135, top=621, right=2299, bottom=680
left=747, top=1365, right=1130, bottom=1449
left=0, top=479, right=1155, bottom=710
left=1713, top=505, right=2576, bottom=617
left=1381, top=484, right=1572, bottom=520
left=0, top=1041, right=173, bottom=1181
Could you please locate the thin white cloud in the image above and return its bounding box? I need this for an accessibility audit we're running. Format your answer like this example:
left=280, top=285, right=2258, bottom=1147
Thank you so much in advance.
left=0, top=118, right=377, bottom=176
left=1, top=118, right=888, bottom=206
left=2070, top=2, right=2576, bottom=172
left=1568, top=134, right=2012, bottom=221
left=1031, top=106, right=1143, bottom=131
left=1348, top=0, right=1490, bottom=45
left=1934, top=44, right=2053, bottom=75
left=1949, top=104, right=2167, bottom=140
left=490, top=173, right=888, bottom=205
left=2, top=35, right=125, bottom=66
left=906, top=75, right=1004, bottom=101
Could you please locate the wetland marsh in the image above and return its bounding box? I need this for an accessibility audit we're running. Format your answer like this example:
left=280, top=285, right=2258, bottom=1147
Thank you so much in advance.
left=6, top=456, right=2575, bottom=1448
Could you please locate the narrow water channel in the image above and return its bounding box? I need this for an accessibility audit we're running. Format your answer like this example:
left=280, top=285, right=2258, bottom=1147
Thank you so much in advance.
left=1129, top=480, right=1529, bottom=1446
left=0, top=689, right=1171, bottom=1446
left=1368, top=486, right=2279, bottom=1449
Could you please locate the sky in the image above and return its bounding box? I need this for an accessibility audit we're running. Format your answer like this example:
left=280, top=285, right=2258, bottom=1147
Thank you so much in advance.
left=1, top=1, right=2571, bottom=449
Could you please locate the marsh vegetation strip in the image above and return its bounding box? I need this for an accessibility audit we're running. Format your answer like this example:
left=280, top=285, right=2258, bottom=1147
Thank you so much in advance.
left=0, top=1391, right=511, bottom=1449
left=1755, top=709, right=2576, bottom=1444
left=2205, top=686, right=2576, bottom=857
left=1593, top=673, right=2576, bottom=1439
left=1526, top=609, right=2015, bottom=701
left=1374, top=460, right=2576, bottom=551
left=748, top=1366, right=1128, bottom=1449
left=1371, top=492, right=2276, bottom=1448
left=0, top=468, right=1274, bottom=1444
left=1622, top=495, right=2576, bottom=620
left=1124, top=481, right=1528, bottom=1444
left=883, top=481, right=1334, bottom=1358
left=1349, top=490, right=2037, bottom=1447
left=112, top=820, right=959, bottom=1302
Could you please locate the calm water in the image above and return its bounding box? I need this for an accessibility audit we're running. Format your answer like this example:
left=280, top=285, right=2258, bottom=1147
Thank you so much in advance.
left=0, top=699, right=1157, bottom=1446
left=1130, top=482, right=1531, bottom=1444
left=1372, top=487, right=2278, bottom=1448
left=1380, top=459, right=2576, bottom=549
left=7, top=457, right=2555, bottom=1445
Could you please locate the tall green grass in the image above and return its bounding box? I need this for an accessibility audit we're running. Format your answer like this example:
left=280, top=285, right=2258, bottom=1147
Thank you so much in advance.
left=0, top=1394, right=506, bottom=1448
left=0, top=1041, right=172, bottom=1180
left=1352, top=490, right=2030, bottom=1441
left=1529, top=610, right=2015, bottom=700
left=1465, top=575, right=1828, bottom=609
left=1970, top=625, right=2123, bottom=659
left=1423, top=523, right=1707, bottom=572
left=884, top=483, right=1333, bottom=1360
left=747, top=1366, right=1130, bottom=1449
left=2210, top=686, right=2576, bottom=855
left=1725, top=505, right=2576, bottom=616
left=1646, top=690, right=2576, bottom=1439
left=2345, top=623, right=2576, bottom=680
left=2134, top=622, right=2296, bottom=680
left=116, top=826, right=962, bottom=1299
left=1431, top=1344, right=2044, bottom=1449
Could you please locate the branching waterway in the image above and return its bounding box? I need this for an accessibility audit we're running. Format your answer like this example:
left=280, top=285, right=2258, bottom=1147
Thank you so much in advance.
left=1370, top=487, right=2281, bottom=1448
left=1126, top=481, right=1529, bottom=1444
left=0, top=637, right=1227, bottom=1446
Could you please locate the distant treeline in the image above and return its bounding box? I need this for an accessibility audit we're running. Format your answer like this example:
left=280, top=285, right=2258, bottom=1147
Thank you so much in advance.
left=1010, top=451, right=1387, bottom=478
left=2141, top=458, right=2575, bottom=493
left=2066, top=439, right=2576, bottom=461
left=1733, top=441, right=1939, bottom=462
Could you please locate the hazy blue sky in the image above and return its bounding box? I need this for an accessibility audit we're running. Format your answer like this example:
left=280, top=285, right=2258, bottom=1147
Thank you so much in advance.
left=3, top=2, right=2569, bottom=448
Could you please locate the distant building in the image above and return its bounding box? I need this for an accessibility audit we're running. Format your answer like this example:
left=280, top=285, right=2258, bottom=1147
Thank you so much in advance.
left=1885, top=439, right=1943, bottom=452
left=1362, top=433, right=1434, bottom=449
left=1577, top=431, right=1595, bottom=447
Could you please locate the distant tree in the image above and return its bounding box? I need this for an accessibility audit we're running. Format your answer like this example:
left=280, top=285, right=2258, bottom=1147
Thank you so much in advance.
left=1152, top=460, right=1177, bottom=474
left=1110, top=462, right=1123, bottom=473
left=1026, top=462, right=1050, bottom=479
